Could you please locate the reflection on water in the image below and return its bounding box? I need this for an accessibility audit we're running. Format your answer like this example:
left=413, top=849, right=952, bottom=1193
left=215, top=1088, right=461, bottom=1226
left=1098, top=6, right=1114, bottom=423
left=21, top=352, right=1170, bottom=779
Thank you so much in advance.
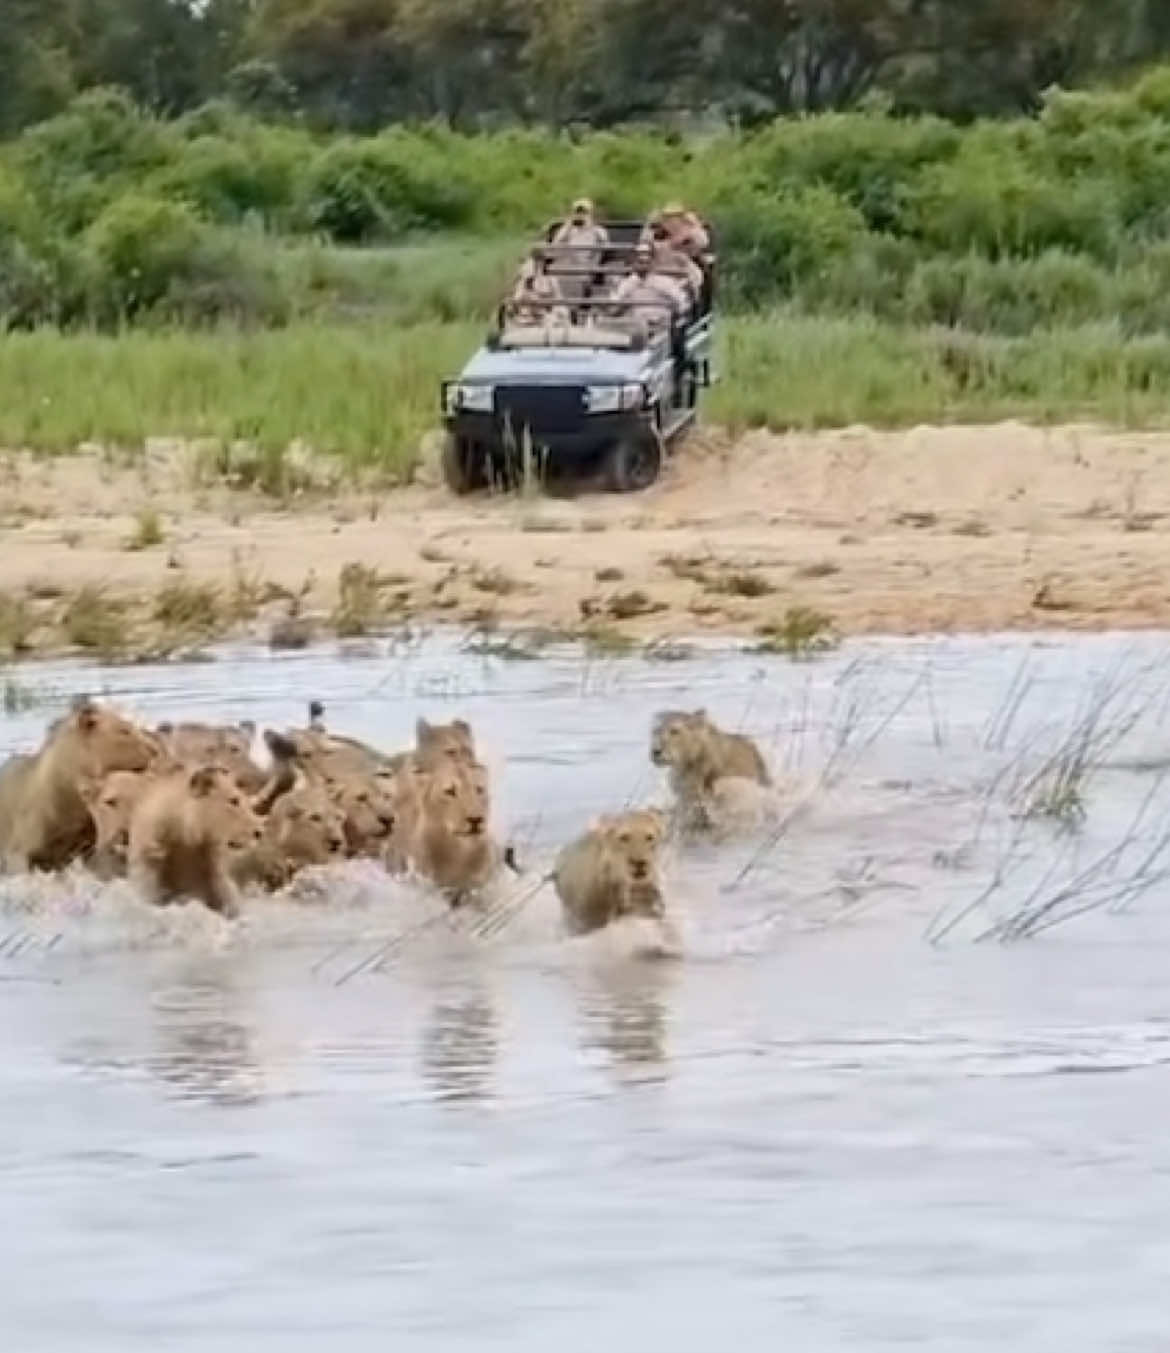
left=577, top=963, right=671, bottom=1081
left=3, top=631, right=1170, bottom=1349
left=419, top=985, right=499, bottom=1104
left=148, top=977, right=264, bottom=1107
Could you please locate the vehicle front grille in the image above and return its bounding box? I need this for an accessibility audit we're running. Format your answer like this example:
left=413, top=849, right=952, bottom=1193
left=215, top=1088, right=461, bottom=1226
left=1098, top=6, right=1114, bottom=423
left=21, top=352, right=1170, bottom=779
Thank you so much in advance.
left=494, top=385, right=587, bottom=439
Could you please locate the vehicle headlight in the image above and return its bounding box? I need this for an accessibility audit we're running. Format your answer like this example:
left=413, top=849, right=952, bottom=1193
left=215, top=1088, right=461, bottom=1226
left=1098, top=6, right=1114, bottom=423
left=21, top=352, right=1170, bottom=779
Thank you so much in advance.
left=446, top=383, right=493, bottom=414
left=585, top=383, right=644, bottom=414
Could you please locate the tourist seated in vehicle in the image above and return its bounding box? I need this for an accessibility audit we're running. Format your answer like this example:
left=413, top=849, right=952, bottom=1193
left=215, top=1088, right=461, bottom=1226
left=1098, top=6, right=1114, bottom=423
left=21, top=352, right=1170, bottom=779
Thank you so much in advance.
left=611, top=242, right=688, bottom=335
left=648, top=224, right=703, bottom=302
left=510, top=249, right=569, bottom=326
left=641, top=202, right=710, bottom=261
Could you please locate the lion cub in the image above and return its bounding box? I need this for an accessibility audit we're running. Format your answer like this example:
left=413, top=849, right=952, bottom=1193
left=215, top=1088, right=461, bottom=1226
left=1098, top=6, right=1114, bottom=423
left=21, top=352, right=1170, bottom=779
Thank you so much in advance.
left=553, top=809, right=668, bottom=936
left=650, top=708, right=771, bottom=833
left=128, top=766, right=264, bottom=918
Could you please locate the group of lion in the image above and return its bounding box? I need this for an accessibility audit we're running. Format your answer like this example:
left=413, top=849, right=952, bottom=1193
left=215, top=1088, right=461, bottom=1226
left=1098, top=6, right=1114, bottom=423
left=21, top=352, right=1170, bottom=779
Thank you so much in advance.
left=0, top=696, right=773, bottom=937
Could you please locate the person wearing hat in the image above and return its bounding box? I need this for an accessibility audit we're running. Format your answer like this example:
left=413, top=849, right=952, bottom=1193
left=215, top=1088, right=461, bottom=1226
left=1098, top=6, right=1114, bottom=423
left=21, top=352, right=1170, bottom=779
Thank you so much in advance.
left=648, top=221, right=704, bottom=302
left=642, top=202, right=709, bottom=260
left=511, top=247, right=568, bottom=326
left=612, top=240, right=687, bottom=335
left=551, top=198, right=609, bottom=303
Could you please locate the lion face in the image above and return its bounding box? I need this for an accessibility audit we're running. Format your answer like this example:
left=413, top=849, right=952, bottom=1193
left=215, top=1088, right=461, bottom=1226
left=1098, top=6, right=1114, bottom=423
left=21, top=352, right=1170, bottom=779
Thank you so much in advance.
left=184, top=766, right=265, bottom=853
left=326, top=770, right=397, bottom=847
left=415, top=717, right=476, bottom=768
left=420, top=761, right=490, bottom=839
left=599, top=809, right=666, bottom=889
left=269, top=785, right=347, bottom=864
left=649, top=709, right=707, bottom=769
left=69, top=700, right=161, bottom=776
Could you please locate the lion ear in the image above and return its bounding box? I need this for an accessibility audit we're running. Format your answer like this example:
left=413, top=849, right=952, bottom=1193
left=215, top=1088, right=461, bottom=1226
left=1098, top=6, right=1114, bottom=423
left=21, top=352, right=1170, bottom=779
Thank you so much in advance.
left=188, top=767, right=219, bottom=798
left=691, top=708, right=706, bottom=719
left=75, top=700, right=99, bottom=733
left=453, top=719, right=472, bottom=737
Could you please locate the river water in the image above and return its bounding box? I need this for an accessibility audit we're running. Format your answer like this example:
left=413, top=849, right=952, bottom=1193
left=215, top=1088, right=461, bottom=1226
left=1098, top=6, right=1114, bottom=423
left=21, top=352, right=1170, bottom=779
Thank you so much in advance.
left=4, top=629, right=1170, bottom=1350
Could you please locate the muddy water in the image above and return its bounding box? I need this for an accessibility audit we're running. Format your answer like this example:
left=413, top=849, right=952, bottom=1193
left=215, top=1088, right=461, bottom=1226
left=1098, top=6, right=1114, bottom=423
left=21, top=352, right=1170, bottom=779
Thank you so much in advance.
left=5, top=631, right=1170, bottom=1350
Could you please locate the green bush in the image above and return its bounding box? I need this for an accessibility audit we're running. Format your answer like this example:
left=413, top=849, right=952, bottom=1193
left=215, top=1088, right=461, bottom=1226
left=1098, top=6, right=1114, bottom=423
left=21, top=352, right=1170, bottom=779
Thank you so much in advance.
left=903, top=251, right=1111, bottom=334
left=713, top=184, right=867, bottom=307
left=304, top=134, right=476, bottom=241
left=149, top=134, right=299, bottom=225
left=0, top=166, right=79, bottom=326
left=745, top=112, right=961, bottom=233
left=909, top=143, right=1121, bottom=262
left=14, top=88, right=173, bottom=233
left=83, top=192, right=283, bottom=326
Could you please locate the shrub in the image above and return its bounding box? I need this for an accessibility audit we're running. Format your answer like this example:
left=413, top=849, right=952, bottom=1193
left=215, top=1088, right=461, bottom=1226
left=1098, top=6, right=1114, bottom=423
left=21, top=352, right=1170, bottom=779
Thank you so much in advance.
left=713, top=183, right=867, bottom=307
left=745, top=111, right=961, bottom=233
left=903, top=251, right=1111, bottom=335
left=304, top=134, right=476, bottom=242
left=85, top=193, right=205, bottom=319
left=149, top=134, right=298, bottom=226
left=84, top=192, right=286, bottom=326
left=909, top=136, right=1122, bottom=262
left=15, top=88, right=173, bottom=233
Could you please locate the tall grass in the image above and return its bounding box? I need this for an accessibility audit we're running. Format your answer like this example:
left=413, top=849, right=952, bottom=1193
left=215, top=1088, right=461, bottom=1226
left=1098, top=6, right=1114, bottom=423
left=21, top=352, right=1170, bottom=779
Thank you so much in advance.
left=4, top=315, right=1170, bottom=477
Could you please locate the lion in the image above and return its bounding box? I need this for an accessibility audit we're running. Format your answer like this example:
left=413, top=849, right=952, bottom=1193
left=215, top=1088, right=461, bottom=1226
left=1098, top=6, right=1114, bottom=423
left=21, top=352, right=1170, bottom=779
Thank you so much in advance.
left=261, top=779, right=347, bottom=873
left=80, top=768, right=158, bottom=881
left=414, top=717, right=476, bottom=769
left=553, top=809, right=669, bottom=936
left=156, top=720, right=273, bottom=794
left=320, top=768, right=398, bottom=857
left=387, top=758, right=500, bottom=903
left=0, top=696, right=162, bottom=874
left=127, top=765, right=265, bottom=918
left=649, top=708, right=771, bottom=831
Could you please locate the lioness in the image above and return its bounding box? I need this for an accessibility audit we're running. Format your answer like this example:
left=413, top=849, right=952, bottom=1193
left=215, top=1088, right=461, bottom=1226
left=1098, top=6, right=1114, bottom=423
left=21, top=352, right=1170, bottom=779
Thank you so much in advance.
left=553, top=809, right=668, bottom=936
left=128, top=765, right=265, bottom=918
left=650, top=708, right=770, bottom=830
left=0, top=696, right=162, bottom=874
left=155, top=720, right=271, bottom=794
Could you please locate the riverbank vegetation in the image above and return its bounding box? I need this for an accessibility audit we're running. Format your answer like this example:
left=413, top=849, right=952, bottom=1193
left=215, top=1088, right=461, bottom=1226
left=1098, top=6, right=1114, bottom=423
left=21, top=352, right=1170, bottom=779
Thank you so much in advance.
left=5, top=4, right=1170, bottom=461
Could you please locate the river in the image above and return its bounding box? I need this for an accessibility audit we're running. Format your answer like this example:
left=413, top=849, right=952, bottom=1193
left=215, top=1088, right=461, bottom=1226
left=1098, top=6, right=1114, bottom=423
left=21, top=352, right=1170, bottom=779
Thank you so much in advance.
left=3, top=629, right=1170, bottom=1350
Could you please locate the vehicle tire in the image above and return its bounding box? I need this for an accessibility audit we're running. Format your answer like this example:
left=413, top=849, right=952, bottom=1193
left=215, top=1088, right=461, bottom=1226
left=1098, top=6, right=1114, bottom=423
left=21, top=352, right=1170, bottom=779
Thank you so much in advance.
left=604, top=431, right=661, bottom=493
left=441, top=434, right=488, bottom=495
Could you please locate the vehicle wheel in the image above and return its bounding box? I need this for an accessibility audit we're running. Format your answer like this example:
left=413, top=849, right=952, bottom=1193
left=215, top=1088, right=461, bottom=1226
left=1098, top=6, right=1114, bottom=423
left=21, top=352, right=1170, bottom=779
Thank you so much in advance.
left=441, top=434, right=487, bottom=495
left=604, top=432, right=661, bottom=493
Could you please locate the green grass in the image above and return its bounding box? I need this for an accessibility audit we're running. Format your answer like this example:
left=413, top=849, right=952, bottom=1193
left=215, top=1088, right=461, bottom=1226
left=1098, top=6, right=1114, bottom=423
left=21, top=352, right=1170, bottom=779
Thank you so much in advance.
left=3, top=313, right=1170, bottom=481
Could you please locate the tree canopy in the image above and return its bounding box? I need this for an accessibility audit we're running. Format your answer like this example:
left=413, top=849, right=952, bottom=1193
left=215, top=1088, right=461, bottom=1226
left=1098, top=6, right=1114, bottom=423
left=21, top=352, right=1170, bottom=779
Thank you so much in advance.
left=3, top=0, right=1170, bottom=134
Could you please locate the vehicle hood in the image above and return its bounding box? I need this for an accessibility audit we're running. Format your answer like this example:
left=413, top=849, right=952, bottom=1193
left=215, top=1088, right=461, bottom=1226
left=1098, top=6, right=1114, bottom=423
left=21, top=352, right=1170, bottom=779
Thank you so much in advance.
left=457, top=344, right=649, bottom=385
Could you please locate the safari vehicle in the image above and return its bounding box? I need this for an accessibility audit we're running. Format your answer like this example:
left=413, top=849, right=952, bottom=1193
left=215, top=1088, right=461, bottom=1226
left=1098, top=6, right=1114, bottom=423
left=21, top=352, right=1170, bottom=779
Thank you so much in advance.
left=438, top=219, right=715, bottom=494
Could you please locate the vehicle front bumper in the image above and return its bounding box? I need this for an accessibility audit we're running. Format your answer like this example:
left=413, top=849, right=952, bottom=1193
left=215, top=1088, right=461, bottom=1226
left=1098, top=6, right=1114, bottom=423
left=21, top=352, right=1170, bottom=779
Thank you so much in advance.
left=444, top=410, right=654, bottom=462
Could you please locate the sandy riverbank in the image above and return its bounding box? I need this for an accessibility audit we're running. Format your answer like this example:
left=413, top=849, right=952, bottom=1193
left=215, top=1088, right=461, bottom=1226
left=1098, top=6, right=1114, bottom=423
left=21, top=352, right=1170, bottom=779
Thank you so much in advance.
left=2, top=421, right=1170, bottom=660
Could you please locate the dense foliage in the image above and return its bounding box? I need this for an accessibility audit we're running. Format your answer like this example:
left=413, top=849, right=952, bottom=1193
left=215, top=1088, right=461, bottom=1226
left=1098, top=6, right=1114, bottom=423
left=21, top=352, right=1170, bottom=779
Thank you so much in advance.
left=10, top=69, right=1170, bottom=333
left=4, top=0, right=1170, bottom=134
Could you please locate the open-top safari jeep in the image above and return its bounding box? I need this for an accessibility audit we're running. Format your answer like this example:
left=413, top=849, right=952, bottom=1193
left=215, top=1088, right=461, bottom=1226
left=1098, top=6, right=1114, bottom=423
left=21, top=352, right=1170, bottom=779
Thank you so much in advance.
left=438, top=218, right=716, bottom=494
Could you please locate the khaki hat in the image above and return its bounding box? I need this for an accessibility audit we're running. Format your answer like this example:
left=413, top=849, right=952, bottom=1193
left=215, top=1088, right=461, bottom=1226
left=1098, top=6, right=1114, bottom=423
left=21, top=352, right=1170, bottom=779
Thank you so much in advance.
left=662, top=201, right=686, bottom=216
left=572, top=197, right=593, bottom=213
